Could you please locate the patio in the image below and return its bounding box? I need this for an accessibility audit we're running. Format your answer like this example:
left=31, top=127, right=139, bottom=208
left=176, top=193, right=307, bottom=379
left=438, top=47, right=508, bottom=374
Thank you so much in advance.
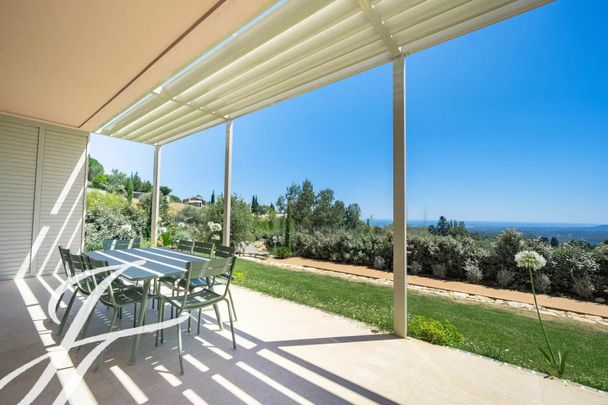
left=1, top=275, right=605, bottom=404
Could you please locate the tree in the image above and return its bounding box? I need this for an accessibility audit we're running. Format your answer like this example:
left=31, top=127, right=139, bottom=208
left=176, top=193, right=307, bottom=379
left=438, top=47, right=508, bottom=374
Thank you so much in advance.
left=276, top=195, right=286, bottom=213
left=283, top=179, right=315, bottom=229
left=550, top=237, right=560, bottom=247
left=88, top=155, right=104, bottom=181
left=344, top=203, right=361, bottom=229
left=251, top=195, right=259, bottom=213
left=429, top=216, right=449, bottom=236
left=284, top=202, right=293, bottom=247
left=311, top=188, right=335, bottom=228
left=140, top=180, right=152, bottom=192
left=126, top=178, right=134, bottom=202
left=160, top=186, right=172, bottom=196
left=129, top=172, right=143, bottom=192
left=91, top=173, right=108, bottom=190
left=106, top=169, right=128, bottom=194
left=210, top=190, right=215, bottom=204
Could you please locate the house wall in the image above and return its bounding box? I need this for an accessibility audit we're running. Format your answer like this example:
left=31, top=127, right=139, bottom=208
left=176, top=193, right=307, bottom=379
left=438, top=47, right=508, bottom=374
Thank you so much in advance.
left=0, top=114, right=88, bottom=279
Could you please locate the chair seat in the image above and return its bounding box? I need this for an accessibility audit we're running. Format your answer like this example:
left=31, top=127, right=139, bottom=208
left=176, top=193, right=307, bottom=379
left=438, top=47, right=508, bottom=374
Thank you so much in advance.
left=177, top=277, right=209, bottom=290
left=164, top=289, right=222, bottom=309
left=101, top=285, right=145, bottom=306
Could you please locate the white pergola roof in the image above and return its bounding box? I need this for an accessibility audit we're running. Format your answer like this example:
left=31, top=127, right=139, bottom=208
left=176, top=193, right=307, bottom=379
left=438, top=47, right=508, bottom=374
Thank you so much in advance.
left=97, top=0, right=551, bottom=145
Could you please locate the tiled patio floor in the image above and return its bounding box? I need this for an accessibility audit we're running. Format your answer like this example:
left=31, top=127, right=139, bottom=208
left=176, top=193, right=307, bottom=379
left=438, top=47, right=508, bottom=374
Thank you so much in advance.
left=0, top=275, right=605, bottom=404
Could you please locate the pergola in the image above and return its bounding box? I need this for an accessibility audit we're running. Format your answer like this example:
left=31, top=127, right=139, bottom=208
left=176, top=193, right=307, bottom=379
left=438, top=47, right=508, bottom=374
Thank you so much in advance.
left=0, top=0, right=552, bottom=339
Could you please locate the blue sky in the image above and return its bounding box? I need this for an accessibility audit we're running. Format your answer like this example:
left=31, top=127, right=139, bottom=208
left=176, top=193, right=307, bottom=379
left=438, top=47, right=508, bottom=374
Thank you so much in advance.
left=90, top=0, right=608, bottom=224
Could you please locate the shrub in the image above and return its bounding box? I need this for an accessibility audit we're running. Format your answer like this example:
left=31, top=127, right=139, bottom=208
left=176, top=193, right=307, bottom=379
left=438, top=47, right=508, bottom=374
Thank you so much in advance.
left=483, top=229, right=524, bottom=284
left=572, top=277, right=595, bottom=299
left=409, top=260, right=423, bottom=275
left=465, top=261, right=483, bottom=283
left=496, top=269, right=515, bottom=288
left=85, top=190, right=147, bottom=250
left=408, top=315, right=464, bottom=346
left=546, top=243, right=599, bottom=295
left=535, top=273, right=552, bottom=294
left=291, top=228, right=392, bottom=269
left=232, top=270, right=246, bottom=284
left=274, top=246, right=293, bottom=259
left=594, top=244, right=608, bottom=276
left=432, top=263, right=447, bottom=278
left=373, top=256, right=386, bottom=269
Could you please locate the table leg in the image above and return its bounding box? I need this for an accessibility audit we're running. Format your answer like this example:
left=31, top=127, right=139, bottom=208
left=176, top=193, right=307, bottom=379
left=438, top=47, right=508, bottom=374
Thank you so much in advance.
left=129, top=279, right=150, bottom=364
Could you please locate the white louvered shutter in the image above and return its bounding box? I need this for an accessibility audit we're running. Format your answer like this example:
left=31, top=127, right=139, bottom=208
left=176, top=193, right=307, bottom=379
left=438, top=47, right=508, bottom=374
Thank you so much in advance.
left=0, top=120, right=39, bottom=277
left=34, top=128, right=87, bottom=275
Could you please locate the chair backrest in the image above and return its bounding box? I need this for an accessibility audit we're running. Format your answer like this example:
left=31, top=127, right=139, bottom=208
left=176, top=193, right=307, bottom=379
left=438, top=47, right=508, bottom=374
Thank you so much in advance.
left=214, top=244, right=234, bottom=258
left=193, top=241, right=213, bottom=257
left=70, top=253, right=96, bottom=295
left=181, top=256, right=236, bottom=306
left=176, top=240, right=193, bottom=253
left=102, top=238, right=140, bottom=251
left=58, top=246, right=74, bottom=278
left=84, top=256, right=116, bottom=305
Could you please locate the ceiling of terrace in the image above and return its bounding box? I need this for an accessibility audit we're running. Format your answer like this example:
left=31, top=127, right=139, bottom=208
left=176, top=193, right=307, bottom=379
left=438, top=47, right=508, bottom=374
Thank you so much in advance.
left=95, top=0, right=552, bottom=145
left=0, top=0, right=275, bottom=131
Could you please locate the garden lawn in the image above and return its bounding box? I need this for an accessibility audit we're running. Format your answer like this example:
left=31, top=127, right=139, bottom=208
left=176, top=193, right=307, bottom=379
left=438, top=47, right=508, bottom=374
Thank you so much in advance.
left=234, top=259, right=608, bottom=392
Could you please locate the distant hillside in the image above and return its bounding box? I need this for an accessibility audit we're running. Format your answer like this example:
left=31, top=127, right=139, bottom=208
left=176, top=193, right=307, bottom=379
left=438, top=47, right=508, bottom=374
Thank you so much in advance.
left=405, top=220, right=608, bottom=245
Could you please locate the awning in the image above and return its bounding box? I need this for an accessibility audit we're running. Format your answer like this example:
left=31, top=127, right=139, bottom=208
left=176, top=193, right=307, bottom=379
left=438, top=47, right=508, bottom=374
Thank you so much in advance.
left=97, top=0, right=551, bottom=145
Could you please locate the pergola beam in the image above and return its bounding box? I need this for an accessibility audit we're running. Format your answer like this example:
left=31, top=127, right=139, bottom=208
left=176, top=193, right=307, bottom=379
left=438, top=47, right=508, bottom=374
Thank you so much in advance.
left=358, top=0, right=401, bottom=58
left=150, top=145, right=162, bottom=246
left=223, top=120, right=233, bottom=246
left=392, top=57, right=407, bottom=337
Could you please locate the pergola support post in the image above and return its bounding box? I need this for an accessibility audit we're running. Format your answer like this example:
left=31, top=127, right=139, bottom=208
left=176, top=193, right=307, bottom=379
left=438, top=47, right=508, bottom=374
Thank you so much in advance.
left=392, top=57, right=407, bottom=337
left=223, top=120, right=233, bottom=246
left=150, top=144, right=162, bottom=246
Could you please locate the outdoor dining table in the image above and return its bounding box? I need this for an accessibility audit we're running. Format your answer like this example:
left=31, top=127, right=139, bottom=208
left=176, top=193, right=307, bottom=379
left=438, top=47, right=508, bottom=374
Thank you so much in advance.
left=84, top=246, right=210, bottom=364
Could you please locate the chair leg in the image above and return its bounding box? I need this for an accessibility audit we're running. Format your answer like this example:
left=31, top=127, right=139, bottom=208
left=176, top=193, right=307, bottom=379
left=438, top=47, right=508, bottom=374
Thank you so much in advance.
left=187, top=312, right=191, bottom=333
left=176, top=311, right=184, bottom=375
left=228, top=288, right=237, bottom=321
left=155, top=299, right=164, bottom=347
left=197, top=309, right=202, bottom=335
left=226, top=300, right=236, bottom=350
left=55, top=292, right=65, bottom=313
left=213, top=304, right=223, bottom=330
left=96, top=307, right=118, bottom=371
left=57, top=291, right=77, bottom=336
left=77, top=309, right=95, bottom=351
left=133, top=303, right=137, bottom=328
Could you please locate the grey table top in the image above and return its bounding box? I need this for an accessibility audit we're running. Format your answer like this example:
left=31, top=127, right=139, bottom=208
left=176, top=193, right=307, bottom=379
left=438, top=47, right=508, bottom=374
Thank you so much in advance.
left=84, top=247, right=209, bottom=281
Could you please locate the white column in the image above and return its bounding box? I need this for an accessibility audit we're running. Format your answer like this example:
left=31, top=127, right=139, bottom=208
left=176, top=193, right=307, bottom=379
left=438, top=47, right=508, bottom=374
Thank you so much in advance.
left=223, top=120, right=233, bottom=246
left=151, top=145, right=162, bottom=246
left=392, top=57, right=407, bottom=337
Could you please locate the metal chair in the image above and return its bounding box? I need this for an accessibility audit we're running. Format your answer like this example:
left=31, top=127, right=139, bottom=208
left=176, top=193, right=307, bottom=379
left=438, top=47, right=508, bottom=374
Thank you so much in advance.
left=56, top=247, right=78, bottom=335
left=84, top=256, right=146, bottom=370
left=210, top=245, right=238, bottom=321
left=193, top=241, right=213, bottom=257
left=156, top=256, right=237, bottom=375
left=176, top=239, right=194, bottom=253
left=102, top=238, right=140, bottom=251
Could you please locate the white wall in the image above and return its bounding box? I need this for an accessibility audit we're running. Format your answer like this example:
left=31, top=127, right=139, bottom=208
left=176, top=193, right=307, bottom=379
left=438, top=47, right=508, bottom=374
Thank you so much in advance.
left=0, top=114, right=88, bottom=279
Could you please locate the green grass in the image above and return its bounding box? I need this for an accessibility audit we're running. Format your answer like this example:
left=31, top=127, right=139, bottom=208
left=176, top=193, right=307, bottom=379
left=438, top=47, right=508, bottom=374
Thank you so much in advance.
left=234, top=259, right=608, bottom=392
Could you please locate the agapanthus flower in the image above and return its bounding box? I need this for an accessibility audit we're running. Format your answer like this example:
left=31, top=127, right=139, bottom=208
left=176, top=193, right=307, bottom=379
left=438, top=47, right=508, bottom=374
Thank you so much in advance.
left=515, top=250, right=546, bottom=271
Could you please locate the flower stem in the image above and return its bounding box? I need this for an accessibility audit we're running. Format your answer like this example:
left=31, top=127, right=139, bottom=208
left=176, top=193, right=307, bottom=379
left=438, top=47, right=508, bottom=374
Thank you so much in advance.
left=528, top=268, right=556, bottom=366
